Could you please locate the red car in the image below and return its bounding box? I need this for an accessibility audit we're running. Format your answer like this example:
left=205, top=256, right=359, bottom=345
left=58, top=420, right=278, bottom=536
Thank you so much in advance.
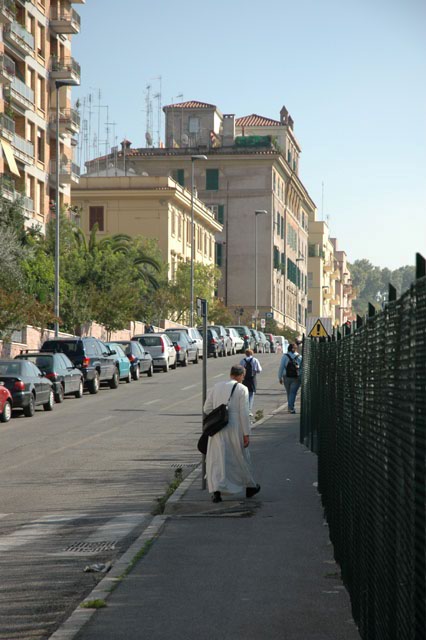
left=0, top=383, right=12, bottom=423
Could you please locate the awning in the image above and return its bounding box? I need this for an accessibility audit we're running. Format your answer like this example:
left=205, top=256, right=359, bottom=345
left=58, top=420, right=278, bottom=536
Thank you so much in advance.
left=1, top=139, right=20, bottom=177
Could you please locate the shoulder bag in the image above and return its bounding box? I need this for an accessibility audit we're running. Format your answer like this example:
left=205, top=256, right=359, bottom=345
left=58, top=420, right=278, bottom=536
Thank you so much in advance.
left=197, top=383, right=238, bottom=455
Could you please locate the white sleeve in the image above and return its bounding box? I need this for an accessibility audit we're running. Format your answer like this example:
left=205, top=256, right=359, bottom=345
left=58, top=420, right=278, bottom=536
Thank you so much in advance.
left=238, top=385, right=251, bottom=435
left=203, top=387, right=214, bottom=415
left=255, top=359, right=262, bottom=373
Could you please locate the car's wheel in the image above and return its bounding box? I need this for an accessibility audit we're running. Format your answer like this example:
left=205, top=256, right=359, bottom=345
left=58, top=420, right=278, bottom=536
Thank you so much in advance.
left=214, top=350, right=218, bottom=359
left=147, top=364, right=153, bottom=377
left=23, top=393, right=36, bottom=417
left=163, top=361, right=169, bottom=373
left=193, top=352, right=199, bottom=364
left=75, top=379, right=84, bottom=398
left=125, top=370, right=132, bottom=383
left=181, top=352, right=188, bottom=367
left=170, top=360, right=177, bottom=370
left=43, top=390, right=55, bottom=411
left=55, top=384, right=65, bottom=404
left=132, top=365, right=140, bottom=381
left=109, top=368, right=119, bottom=389
left=0, top=400, right=12, bottom=423
left=88, top=371, right=100, bottom=395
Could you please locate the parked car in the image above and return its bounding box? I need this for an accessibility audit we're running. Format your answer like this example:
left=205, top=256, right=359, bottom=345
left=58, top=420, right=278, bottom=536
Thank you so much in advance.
left=0, top=383, right=12, bottom=423
left=207, top=325, right=232, bottom=357
left=205, top=328, right=220, bottom=358
left=15, top=351, right=83, bottom=402
left=112, top=340, right=153, bottom=379
left=249, top=329, right=262, bottom=353
left=225, top=327, right=244, bottom=355
left=257, top=331, right=270, bottom=353
left=274, top=336, right=289, bottom=353
left=165, top=327, right=203, bottom=360
left=40, top=337, right=119, bottom=394
left=0, top=360, right=54, bottom=417
left=105, top=343, right=132, bottom=383
left=265, top=333, right=276, bottom=353
left=132, top=333, right=177, bottom=372
left=226, top=325, right=254, bottom=351
left=165, top=330, right=198, bottom=366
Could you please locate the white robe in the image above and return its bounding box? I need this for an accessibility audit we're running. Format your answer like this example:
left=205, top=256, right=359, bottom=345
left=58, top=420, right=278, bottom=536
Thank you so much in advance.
left=204, top=380, right=257, bottom=495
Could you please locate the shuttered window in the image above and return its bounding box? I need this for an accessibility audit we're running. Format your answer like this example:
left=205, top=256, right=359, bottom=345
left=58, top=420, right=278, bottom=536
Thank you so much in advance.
left=89, top=206, right=104, bottom=231
left=215, top=243, right=223, bottom=267
left=173, top=169, right=185, bottom=187
left=206, top=169, right=219, bottom=191
left=217, top=205, right=224, bottom=224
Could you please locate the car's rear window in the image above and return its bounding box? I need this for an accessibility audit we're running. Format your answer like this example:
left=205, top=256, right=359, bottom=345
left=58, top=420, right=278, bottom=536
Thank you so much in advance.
left=139, top=336, right=162, bottom=347
left=166, top=332, right=181, bottom=342
left=42, top=340, right=84, bottom=355
left=117, top=342, right=131, bottom=355
left=0, top=361, right=24, bottom=376
left=18, top=355, right=53, bottom=371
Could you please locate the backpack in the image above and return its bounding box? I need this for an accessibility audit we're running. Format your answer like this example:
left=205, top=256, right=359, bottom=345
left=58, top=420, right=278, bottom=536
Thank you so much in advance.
left=244, top=357, right=254, bottom=383
left=286, top=355, right=299, bottom=378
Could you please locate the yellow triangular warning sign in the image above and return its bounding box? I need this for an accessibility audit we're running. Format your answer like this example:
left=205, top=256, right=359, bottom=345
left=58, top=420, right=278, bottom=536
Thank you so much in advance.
left=308, top=318, right=329, bottom=338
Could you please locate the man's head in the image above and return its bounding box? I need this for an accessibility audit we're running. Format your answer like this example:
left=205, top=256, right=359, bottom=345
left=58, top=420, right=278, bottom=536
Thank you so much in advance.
left=245, top=349, right=254, bottom=357
left=288, top=343, right=297, bottom=353
left=230, top=364, right=245, bottom=382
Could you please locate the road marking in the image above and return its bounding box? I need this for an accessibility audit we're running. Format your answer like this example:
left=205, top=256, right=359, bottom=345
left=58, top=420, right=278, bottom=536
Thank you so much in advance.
left=182, top=384, right=197, bottom=391
left=86, top=513, right=147, bottom=543
left=0, top=514, right=11, bottom=520
left=162, top=391, right=201, bottom=412
left=213, top=373, right=225, bottom=378
left=145, top=399, right=160, bottom=405
left=0, top=514, right=84, bottom=553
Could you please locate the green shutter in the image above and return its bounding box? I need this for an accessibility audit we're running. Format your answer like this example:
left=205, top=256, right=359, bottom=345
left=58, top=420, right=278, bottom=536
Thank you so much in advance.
left=176, top=169, right=184, bottom=187
left=215, top=243, right=223, bottom=267
left=206, top=169, right=219, bottom=191
left=218, top=205, right=224, bottom=224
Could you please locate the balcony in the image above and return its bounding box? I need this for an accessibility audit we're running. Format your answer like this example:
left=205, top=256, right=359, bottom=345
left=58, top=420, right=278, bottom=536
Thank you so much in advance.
left=330, top=269, right=340, bottom=280
left=50, top=159, right=80, bottom=184
left=0, top=0, right=15, bottom=24
left=50, top=56, right=81, bottom=85
left=4, top=21, right=34, bottom=57
left=323, top=290, right=333, bottom=300
left=330, top=295, right=341, bottom=306
left=50, top=7, right=80, bottom=34
left=22, top=194, right=34, bottom=218
left=0, top=174, right=16, bottom=201
left=12, top=133, right=34, bottom=164
left=49, top=108, right=81, bottom=136
left=0, top=52, right=16, bottom=83
left=323, top=261, right=333, bottom=273
left=7, top=75, right=35, bottom=110
left=0, top=113, right=15, bottom=141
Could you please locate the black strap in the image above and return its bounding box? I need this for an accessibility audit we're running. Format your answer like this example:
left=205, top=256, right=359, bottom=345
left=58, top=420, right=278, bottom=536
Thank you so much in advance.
left=227, top=382, right=238, bottom=404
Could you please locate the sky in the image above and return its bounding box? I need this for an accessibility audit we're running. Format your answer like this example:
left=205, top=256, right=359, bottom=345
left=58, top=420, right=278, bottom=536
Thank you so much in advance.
left=72, top=0, right=426, bottom=270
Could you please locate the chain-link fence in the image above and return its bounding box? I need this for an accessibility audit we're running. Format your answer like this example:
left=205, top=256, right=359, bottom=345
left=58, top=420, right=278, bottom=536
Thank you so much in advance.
left=300, top=271, right=426, bottom=640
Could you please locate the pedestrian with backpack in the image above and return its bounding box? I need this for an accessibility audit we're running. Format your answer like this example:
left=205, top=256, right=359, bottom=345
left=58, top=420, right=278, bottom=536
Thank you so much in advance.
left=240, top=349, right=262, bottom=417
left=278, top=343, right=302, bottom=414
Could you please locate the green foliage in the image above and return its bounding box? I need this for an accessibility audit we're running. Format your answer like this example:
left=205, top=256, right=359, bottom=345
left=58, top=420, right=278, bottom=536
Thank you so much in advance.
left=350, top=260, right=415, bottom=315
left=168, top=262, right=221, bottom=323
left=209, top=299, right=234, bottom=325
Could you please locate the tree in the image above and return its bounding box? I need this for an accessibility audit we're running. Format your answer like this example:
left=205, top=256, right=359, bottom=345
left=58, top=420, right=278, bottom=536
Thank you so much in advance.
left=350, top=259, right=415, bottom=315
left=168, top=262, right=221, bottom=323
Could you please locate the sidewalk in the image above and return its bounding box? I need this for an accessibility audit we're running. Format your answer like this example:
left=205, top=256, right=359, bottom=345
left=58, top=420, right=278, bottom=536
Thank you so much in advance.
left=75, top=409, right=361, bottom=640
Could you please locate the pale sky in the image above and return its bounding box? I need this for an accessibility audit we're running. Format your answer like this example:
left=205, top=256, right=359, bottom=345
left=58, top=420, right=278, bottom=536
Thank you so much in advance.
left=73, top=0, right=426, bottom=270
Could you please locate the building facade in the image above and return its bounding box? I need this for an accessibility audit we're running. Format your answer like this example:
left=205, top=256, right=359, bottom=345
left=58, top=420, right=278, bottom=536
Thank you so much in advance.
left=84, top=101, right=316, bottom=334
left=0, top=0, right=82, bottom=232
left=72, top=176, right=223, bottom=280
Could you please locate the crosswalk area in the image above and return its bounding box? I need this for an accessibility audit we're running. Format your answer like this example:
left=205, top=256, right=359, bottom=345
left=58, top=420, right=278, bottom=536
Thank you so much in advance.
left=0, top=511, right=150, bottom=640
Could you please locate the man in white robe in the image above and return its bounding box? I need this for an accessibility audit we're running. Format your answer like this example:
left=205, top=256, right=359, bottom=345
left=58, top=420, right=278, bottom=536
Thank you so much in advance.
left=204, top=365, right=260, bottom=503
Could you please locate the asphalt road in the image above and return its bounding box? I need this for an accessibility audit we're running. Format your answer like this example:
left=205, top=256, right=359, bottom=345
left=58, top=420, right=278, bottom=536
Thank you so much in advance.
left=0, top=352, right=284, bottom=639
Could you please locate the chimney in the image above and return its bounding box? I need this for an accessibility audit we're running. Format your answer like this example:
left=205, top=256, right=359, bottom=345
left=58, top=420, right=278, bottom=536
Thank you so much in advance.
left=280, top=106, right=294, bottom=130
left=222, top=114, right=235, bottom=147
left=121, top=139, right=132, bottom=151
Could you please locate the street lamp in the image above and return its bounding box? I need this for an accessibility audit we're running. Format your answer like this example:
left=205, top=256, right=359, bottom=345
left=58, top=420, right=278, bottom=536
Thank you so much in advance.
left=255, top=210, right=268, bottom=330
left=190, top=155, right=207, bottom=327
left=54, top=79, right=79, bottom=337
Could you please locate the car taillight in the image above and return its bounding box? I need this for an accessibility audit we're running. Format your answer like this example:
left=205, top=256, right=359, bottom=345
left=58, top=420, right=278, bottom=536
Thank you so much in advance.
left=244, top=335, right=249, bottom=339
left=46, top=372, right=58, bottom=381
left=128, top=354, right=136, bottom=362
left=161, top=340, right=165, bottom=353
left=174, top=344, right=181, bottom=352
left=82, top=357, right=90, bottom=368
left=211, top=338, right=217, bottom=345
left=13, top=381, right=25, bottom=391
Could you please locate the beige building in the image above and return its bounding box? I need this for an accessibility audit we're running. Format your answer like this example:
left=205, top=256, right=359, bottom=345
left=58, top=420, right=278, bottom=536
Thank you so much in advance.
left=307, top=217, right=355, bottom=328
left=84, top=101, right=316, bottom=333
left=0, top=0, right=82, bottom=232
left=72, top=176, right=223, bottom=279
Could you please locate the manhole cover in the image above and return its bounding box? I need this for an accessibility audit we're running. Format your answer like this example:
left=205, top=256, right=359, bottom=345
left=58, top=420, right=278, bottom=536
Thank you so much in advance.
left=64, top=541, right=117, bottom=553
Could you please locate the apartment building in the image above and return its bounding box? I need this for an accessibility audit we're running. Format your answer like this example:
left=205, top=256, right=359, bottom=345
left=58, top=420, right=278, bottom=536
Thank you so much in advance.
left=72, top=176, right=223, bottom=280
left=84, top=102, right=315, bottom=334
left=307, top=216, right=355, bottom=327
left=0, top=0, right=82, bottom=232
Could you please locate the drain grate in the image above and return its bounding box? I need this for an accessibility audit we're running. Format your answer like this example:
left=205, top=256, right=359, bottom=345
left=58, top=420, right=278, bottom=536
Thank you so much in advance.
left=170, top=463, right=197, bottom=469
left=64, top=541, right=117, bottom=554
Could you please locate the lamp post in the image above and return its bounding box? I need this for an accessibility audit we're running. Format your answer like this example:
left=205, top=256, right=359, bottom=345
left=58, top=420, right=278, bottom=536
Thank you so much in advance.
left=54, top=79, right=79, bottom=337
left=254, top=210, right=268, bottom=330
left=190, top=155, right=207, bottom=327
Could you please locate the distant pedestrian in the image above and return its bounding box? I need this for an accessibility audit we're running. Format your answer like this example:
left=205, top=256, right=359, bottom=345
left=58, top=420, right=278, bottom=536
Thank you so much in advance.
left=278, top=343, right=302, bottom=414
left=204, top=365, right=260, bottom=503
left=240, top=349, right=262, bottom=416
left=145, top=324, right=155, bottom=333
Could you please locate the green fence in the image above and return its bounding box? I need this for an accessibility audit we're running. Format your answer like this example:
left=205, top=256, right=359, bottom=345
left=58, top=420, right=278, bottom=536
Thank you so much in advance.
left=300, top=260, right=426, bottom=640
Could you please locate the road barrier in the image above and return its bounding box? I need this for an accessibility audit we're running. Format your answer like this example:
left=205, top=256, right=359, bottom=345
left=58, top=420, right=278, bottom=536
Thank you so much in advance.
left=300, top=254, right=426, bottom=640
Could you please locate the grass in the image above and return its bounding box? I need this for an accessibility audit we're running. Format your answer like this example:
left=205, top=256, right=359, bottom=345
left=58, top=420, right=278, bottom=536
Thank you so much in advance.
left=152, top=467, right=183, bottom=515
left=80, top=599, right=107, bottom=609
left=254, top=409, right=264, bottom=422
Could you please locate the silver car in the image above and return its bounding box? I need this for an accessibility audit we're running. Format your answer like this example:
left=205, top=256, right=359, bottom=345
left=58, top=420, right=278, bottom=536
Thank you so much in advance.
left=226, top=327, right=244, bottom=354
left=131, top=333, right=177, bottom=373
left=166, top=327, right=203, bottom=360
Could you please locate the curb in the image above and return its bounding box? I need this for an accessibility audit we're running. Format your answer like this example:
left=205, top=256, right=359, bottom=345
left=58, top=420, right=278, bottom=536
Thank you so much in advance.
left=48, top=464, right=202, bottom=640
left=48, top=408, right=285, bottom=639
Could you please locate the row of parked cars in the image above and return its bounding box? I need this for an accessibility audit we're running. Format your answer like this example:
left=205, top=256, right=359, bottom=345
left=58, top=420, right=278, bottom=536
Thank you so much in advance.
left=0, top=325, right=287, bottom=423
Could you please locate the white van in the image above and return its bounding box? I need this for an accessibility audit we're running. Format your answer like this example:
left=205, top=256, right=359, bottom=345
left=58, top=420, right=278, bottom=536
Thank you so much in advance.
left=274, top=336, right=289, bottom=354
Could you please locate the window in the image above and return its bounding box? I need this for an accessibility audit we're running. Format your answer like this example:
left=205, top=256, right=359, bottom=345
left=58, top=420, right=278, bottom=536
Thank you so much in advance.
left=89, top=206, right=104, bottom=231
left=308, top=300, right=313, bottom=314
left=172, top=169, right=184, bottom=187
left=186, top=218, right=191, bottom=244
left=273, top=246, right=280, bottom=270
left=188, top=117, right=200, bottom=133
left=215, top=243, right=223, bottom=267
left=206, top=169, right=219, bottom=191
left=38, top=179, right=44, bottom=215
left=208, top=204, right=224, bottom=224
left=280, top=215, right=284, bottom=240
left=37, top=128, right=44, bottom=163
left=171, top=210, right=176, bottom=235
